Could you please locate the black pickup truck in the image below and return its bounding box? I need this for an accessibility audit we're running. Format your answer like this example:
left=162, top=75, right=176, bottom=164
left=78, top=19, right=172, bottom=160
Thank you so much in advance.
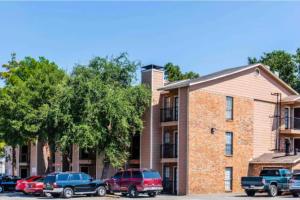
left=241, top=169, right=292, bottom=197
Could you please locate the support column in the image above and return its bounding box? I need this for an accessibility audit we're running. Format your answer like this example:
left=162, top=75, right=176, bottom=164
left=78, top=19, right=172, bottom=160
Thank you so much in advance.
left=30, top=141, right=38, bottom=175
left=5, top=146, right=13, bottom=175
left=15, top=146, right=19, bottom=176
left=96, top=152, right=104, bottom=179
left=72, top=145, right=79, bottom=172
left=55, top=148, right=63, bottom=172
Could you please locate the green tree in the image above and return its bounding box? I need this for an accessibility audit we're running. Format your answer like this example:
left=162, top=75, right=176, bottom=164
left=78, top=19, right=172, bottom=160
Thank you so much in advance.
left=248, top=49, right=300, bottom=91
left=60, top=53, right=151, bottom=167
left=0, top=54, right=70, bottom=173
left=164, top=62, right=199, bottom=82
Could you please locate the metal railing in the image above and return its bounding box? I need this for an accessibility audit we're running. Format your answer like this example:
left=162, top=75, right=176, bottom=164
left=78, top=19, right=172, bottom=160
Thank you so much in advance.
left=160, top=144, right=177, bottom=158
left=160, top=107, right=178, bottom=122
left=283, top=117, right=300, bottom=130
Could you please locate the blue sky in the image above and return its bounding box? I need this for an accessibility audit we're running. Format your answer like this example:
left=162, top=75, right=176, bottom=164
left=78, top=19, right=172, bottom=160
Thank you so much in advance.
left=0, top=2, right=300, bottom=76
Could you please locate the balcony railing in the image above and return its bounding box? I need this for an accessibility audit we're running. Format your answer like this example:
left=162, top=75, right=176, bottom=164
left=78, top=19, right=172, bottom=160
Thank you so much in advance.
left=160, top=144, right=177, bottom=158
left=283, top=117, right=300, bottom=130
left=160, top=107, right=178, bottom=122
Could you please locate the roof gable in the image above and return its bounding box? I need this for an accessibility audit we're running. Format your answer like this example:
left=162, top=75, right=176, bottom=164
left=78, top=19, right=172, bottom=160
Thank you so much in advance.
left=159, top=63, right=298, bottom=95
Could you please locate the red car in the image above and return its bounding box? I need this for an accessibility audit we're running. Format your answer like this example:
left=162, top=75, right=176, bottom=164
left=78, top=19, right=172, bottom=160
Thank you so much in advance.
left=24, top=177, right=44, bottom=196
left=106, top=169, right=163, bottom=198
left=15, top=176, right=43, bottom=194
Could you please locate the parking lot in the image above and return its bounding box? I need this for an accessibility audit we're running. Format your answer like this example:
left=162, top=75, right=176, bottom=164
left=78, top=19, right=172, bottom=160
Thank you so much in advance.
left=0, top=193, right=299, bottom=200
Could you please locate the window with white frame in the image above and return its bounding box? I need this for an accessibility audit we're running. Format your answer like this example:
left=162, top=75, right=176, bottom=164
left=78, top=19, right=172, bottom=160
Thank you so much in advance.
left=225, top=167, right=233, bottom=191
left=226, top=96, right=233, bottom=120
left=284, top=108, right=289, bottom=129
left=225, top=132, right=233, bottom=156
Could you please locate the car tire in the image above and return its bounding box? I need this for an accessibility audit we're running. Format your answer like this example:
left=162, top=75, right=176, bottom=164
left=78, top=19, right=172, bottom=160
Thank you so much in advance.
left=128, top=186, right=138, bottom=198
left=97, top=186, right=106, bottom=197
left=148, top=192, right=157, bottom=197
left=63, top=187, right=73, bottom=198
left=0, top=186, right=3, bottom=193
left=245, top=190, right=255, bottom=197
left=268, top=185, right=278, bottom=197
left=292, top=192, right=299, bottom=197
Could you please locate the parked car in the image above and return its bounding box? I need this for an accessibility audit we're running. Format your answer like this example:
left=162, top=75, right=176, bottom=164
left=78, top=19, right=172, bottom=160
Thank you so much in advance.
left=24, top=177, right=44, bottom=196
left=0, top=175, right=21, bottom=193
left=106, top=169, right=163, bottom=198
left=43, top=172, right=106, bottom=198
left=241, top=168, right=292, bottom=197
left=289, top=173, right=300, bottom=197
left=15, top=175, right=43, bottom=194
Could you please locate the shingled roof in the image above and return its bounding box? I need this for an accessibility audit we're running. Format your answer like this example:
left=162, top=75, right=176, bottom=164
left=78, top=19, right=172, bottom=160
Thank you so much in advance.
left=250, top=153, right=300, bottom=164
left=158, top=63, right=298, bottom=95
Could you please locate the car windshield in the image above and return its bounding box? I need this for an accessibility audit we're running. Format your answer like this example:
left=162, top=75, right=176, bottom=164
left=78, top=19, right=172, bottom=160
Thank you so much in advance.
left=260, top=170, right=280, bottom=176
left=143, top=171, right=161, bottom=179
left=293, top=174, right=300, bottom=180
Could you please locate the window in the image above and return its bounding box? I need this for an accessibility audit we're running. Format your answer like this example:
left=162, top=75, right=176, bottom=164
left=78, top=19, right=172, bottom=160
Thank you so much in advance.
left=113, top=172, right=123, bottom=179
left=81, top=173, right=91, bottom=181
left=143, top=170, right=161, bottom=179
left=225, top=132, right=233, bottom=156
left=164, top=132, right=170, bottom=144
left=285, top=108, right=289, bottom=129
left=226, top=96, right=233, bottom=120
left=225, top=167, right=233, bottom=192
left=132, top=171, right=143, bottom=179
left=57, top=174, right=69, bottom=181
left=259, top=170, right=280, bottom=176
left=123, top=171, right=131, bottom=179
left=69, top=173, right=81, bottom=181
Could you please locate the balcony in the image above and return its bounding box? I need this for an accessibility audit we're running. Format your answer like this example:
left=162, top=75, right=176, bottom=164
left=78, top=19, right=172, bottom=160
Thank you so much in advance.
left=160, top=107, right=178, bottom=122
left=281, top=117, right=300, bottom=134
left=160, top=144, right=177, bottom=159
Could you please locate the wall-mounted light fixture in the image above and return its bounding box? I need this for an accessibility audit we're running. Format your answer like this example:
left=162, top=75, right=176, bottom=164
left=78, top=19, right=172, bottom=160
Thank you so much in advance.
left=211, top=128, right=216, bottom=134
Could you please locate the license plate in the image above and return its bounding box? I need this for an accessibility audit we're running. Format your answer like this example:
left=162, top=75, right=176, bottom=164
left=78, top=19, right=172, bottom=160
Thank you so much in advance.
left=250, top=185, right=255, bottom=188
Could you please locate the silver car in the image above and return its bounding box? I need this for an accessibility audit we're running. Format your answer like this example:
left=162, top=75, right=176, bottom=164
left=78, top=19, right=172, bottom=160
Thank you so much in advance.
left=289, top=173, right=300, bottom=197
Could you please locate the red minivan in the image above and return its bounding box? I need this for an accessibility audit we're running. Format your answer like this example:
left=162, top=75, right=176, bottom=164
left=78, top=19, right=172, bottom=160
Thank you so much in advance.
left=106, top=169, right=163, bottom=198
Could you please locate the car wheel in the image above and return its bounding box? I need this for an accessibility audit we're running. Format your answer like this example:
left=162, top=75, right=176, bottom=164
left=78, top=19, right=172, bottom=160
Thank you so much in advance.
left=268, top=185, right=278, bottom=197
left=97, top=186, right=106, bottom=197
left=0, top=186, right=3, bottom=193
left=245, top=190, right=255, bottom=197
left=292, top=192, right=299, bottom=197
left=148, top=192, right=157, bottom=197
left=63, top=187, right=73, bottom=198
left=128, top=186, right=138, bottom=198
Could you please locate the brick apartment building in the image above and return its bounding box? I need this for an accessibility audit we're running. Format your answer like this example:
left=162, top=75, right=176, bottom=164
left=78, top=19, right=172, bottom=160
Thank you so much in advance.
left=5, top=63, right=300, bottom=195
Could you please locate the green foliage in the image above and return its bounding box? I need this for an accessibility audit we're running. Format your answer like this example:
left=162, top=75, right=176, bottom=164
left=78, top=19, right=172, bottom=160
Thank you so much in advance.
left=0, top=54, right=70, bottom=150
left=60, top=53, right=151, bottom=167
left=0, top=140, right=5, bottom=157
left=164, top=62, right=199, bottom=82
left=248, top=49, right=300, bottom=92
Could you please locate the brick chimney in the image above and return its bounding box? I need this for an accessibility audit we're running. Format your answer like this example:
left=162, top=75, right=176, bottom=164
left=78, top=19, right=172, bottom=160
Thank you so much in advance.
left=140, top=65, right=164, bottom=170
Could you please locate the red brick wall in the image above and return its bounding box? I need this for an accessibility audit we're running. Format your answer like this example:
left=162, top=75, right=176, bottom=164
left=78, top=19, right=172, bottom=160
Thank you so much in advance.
left=187, top=90, right=253, bottom=194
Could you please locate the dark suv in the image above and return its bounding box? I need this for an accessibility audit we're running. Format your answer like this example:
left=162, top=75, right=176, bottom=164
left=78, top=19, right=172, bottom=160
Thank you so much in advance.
left=43, top=172, right=106, bottom=198
left=106, top=169, right=163, bottom=198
